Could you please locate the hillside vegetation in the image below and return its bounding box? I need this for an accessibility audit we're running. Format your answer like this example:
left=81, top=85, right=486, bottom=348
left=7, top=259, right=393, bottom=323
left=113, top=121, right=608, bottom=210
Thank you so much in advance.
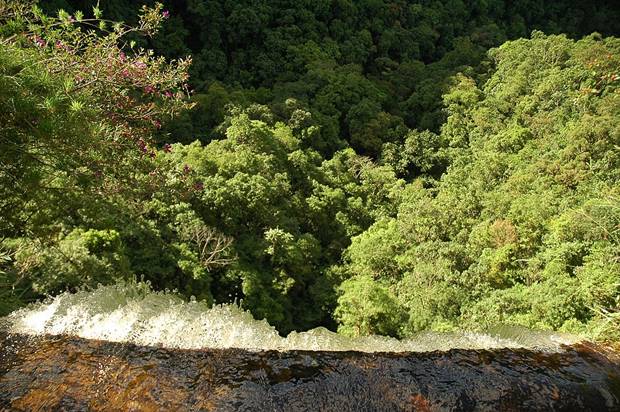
left=0, top=0, right=618, bottom=340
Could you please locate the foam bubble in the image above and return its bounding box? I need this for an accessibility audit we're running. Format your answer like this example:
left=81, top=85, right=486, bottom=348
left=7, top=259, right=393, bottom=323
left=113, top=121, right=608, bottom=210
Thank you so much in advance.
left=5, top=282, right=578, bottom=352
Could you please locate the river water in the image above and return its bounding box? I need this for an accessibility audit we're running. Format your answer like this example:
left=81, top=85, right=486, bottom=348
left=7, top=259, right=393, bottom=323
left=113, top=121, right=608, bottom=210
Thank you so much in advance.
left=1, top=283, right=619, bottom=411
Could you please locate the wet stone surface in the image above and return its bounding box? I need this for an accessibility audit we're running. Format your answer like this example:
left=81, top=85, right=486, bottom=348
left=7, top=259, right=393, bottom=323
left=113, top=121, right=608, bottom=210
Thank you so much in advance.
left=1, top=333, right=619, bottom=411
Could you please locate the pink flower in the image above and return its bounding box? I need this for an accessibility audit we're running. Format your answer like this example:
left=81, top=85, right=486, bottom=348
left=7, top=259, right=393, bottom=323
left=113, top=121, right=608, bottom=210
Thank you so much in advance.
left=144, top=85, right=155, bottom=94
left=153, top=119, right=162, bottom=129
left=133, top=61, right=147, bottom=69
left=34, top=36, right=46, bottom=47
left=55, top=41, right=71, bottom=52
left=162, top=10, right=170, bottom=18
left=193, top=181, right=204, bottom=191
left=163, top=143, right=172, bottom=153
left=138, top=139, right=147, bottom=153
left=183, top=164, right=191, bottom=174
left=119, top=51, right=126, bottom=62
left=164, top=91, right=173, bottom=98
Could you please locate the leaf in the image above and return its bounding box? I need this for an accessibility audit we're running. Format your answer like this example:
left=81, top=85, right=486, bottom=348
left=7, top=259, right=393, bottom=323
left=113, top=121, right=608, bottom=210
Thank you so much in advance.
left=63, top=79, right=74, bottom=93
left=70, top=100, right=84, bottom=112
left=31, top=5, right=43, bottom=19
left=93, top=4, right=102, bottom=20
left=57, top=9, right=69, bottom=22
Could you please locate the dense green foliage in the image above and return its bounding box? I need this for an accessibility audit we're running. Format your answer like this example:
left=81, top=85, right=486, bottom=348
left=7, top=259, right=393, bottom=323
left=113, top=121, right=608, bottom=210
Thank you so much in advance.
left=337, top=33, right=620, bottom=340
left=38, top=0, right=620, bottom=156
left=1, top=1, right=618, bottom=340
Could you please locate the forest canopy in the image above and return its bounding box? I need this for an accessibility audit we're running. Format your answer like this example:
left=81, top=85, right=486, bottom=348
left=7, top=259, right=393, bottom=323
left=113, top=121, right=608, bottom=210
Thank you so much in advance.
left=0, top=0, right=618, bottom=341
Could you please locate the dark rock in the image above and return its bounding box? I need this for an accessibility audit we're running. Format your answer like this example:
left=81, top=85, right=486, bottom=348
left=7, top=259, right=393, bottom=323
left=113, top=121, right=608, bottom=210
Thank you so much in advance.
left=1, top=333, right=619, bottom=411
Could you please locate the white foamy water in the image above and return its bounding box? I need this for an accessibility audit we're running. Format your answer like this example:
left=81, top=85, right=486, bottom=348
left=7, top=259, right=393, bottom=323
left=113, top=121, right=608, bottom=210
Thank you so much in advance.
left=3, top=283, right=578, bottom=352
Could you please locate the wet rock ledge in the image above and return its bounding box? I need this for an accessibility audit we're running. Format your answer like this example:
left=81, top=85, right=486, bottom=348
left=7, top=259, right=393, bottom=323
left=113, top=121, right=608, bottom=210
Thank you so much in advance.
left=1, top=333, right=619, bottom=411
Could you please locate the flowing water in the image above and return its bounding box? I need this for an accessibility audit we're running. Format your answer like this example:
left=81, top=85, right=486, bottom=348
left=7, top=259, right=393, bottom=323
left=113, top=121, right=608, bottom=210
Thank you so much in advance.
left=2, top=282, right=578, bottom=352
left=1, top=283, right=619, bottom=411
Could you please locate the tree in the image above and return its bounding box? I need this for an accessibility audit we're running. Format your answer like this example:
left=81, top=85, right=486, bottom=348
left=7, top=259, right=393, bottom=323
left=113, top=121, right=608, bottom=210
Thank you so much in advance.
left=0, top=0, right=192, bottom=310
left=335, top=33, right=620, bottom=340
